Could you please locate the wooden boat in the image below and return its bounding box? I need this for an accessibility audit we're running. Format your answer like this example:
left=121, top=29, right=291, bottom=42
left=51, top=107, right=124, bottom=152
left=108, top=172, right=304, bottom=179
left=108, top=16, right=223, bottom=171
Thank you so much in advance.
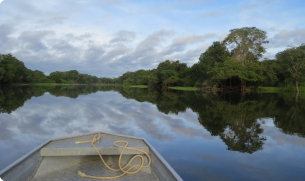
left=0, top=132, right=182, bottom=181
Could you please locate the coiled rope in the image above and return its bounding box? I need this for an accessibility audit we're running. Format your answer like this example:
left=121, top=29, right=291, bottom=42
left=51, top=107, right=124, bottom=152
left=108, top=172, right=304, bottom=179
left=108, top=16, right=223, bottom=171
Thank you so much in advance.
left=75, top=133, right=151, bottom=180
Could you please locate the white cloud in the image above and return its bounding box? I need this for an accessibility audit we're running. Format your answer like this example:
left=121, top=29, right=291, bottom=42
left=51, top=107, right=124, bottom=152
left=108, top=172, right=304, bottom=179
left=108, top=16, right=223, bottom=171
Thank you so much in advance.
left=0, top=0, right=304, bottom=77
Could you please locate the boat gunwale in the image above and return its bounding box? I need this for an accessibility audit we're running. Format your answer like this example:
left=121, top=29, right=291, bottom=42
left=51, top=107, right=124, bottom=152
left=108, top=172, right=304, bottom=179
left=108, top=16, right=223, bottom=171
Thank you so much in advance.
left=51, top=132, right=144, bottom=142
left=143, top=138, right=183, bottom=181
left=0, top=140, right=51, bottom=176
left=0, top=132, right=183, bottom=181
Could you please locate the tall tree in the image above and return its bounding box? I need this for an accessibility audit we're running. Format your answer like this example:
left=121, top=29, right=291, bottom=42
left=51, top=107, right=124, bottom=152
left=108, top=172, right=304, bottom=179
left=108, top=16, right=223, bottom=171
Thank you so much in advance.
left=223, top=27, right=269, bottom=65
left=212, top=27, right=269, bottom=91
left=276, top=44, right=305, bottom=92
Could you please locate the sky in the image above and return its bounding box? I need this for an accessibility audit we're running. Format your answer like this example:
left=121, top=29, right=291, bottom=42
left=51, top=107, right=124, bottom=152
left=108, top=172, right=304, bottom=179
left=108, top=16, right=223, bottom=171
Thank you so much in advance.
left=0, top=0, right=304, bottom=77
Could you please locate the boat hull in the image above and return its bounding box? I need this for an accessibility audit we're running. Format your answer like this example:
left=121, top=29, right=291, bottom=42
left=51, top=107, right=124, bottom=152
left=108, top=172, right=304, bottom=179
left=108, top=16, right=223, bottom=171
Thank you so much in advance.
left=0, top=132, right=182, bottom=181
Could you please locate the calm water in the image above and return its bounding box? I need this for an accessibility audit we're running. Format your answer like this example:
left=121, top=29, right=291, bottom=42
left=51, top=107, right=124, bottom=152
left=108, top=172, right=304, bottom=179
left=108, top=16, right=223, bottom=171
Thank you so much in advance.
left=0, top=86, right=305, bottom=181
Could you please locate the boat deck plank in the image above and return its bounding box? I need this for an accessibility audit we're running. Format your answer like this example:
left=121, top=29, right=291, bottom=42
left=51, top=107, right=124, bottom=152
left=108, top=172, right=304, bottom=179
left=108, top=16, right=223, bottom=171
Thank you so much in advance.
left=31, top=156, right=158, bottom=181
left=41, top=134, right=149, bottom=156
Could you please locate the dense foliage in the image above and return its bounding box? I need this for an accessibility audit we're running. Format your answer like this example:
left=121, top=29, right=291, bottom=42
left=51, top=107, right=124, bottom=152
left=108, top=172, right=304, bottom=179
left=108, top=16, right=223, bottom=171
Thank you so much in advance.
left=116, top=28, right=304, bottom=92
left=276, top=44, right=305, bottom=92
left=0, top=54, right=119, bottom=85
left=0, top=54, right=33, bottom=84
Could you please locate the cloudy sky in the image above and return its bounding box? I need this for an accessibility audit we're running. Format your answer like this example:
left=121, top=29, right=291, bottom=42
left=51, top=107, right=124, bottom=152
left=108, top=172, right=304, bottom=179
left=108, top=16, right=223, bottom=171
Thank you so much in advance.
left=0, top=0, right=304, bottom=77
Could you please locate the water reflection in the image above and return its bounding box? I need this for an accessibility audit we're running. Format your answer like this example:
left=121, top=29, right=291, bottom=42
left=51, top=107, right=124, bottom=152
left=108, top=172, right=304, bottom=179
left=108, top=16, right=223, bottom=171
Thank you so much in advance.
left=0, top=86, right=305, bottom=180
left=1, top=86, right=305, bottom=149
left=119, top=88, right=305, bottom=153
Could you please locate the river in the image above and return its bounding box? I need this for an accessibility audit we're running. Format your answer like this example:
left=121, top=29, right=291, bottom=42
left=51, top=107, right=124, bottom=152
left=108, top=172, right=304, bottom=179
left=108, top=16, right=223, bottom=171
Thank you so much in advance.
left=0, top=86, right=304, bottom=180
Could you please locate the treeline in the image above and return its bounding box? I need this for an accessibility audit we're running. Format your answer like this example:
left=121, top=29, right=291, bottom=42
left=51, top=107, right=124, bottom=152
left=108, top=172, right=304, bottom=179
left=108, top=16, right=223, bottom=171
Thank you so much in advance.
left=48, top=70, right=120, bottom=84
left=117, top=27, right=305, bottom=92
left=0, top=54, right=119, bottom=85
left=1, top=27, right=304, bottom=91
left=118, top=60, right=189, bottom=88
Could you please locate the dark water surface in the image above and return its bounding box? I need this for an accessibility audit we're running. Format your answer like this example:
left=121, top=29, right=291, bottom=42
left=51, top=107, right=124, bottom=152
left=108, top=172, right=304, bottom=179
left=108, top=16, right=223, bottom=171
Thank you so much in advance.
left=0, top=86, right=305, bottom=181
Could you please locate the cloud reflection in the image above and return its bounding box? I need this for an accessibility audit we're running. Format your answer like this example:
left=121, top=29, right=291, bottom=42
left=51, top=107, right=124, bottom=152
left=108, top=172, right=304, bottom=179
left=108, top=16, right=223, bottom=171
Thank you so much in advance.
left=0, top=90, right=208, bottom=170
left=1, top=88, right=305, bottom=181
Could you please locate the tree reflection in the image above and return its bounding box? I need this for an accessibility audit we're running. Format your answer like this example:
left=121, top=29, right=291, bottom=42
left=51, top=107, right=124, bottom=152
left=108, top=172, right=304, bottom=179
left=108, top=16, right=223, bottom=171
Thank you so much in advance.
left=1, top=85, right=305, bottom=153
left=197, top=98, right=273, bottom=154
left=273, top=93, right=305, bottom=137
left=0, top=85, right=122, bottom=113
left=220, top=121, right=266, bottom=153
left=0, top=86, right=45, bottom=114
left=119, top=88, right=305, bottom=153
left=119, top=88, right=273, bottom=153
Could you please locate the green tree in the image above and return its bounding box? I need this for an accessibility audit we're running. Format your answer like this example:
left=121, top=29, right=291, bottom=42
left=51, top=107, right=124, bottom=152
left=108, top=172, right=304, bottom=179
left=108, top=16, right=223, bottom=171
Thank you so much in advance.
left=134, top=70, right=149, bottom=85
left=259, top=59, right=279, bottom=86
left=276, top=44, right=305, bottom=92
left=148, top=69, right=158, bottom=87
left=223, top=27, right=269, bottom=65
left=210, top=58, right=266, bottom=90
left=0, top=54, right=31, bottom=84
left=67, top=70, right=79, bottom=83
left=30, top=70, right=50, bottom=83
left=190, top=41, right=230, bottom=87
left=49, top=72, right=62, bottom=83
left=155, top=60, right=188, bottom=88
left=208, top=27, right=269, bottom=91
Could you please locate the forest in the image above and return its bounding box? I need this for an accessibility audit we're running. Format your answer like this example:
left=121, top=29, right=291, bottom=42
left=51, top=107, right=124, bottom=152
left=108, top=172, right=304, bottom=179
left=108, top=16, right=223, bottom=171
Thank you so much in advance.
left=0, top=54, right=119, bottom=85
left=118, top=27, right=305, bottom=92
left=0, top=27, right=304, bottom=92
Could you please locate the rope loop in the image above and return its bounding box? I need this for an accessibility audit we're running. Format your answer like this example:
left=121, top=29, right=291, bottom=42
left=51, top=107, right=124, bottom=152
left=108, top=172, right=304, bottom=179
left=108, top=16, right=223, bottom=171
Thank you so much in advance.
left=75, top=133, right=151, bottom=180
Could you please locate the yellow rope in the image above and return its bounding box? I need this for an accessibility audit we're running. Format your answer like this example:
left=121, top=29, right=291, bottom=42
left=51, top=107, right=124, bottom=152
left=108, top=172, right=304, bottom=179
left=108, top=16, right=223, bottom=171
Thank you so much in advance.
left=75, top=133, right=151, bottom=180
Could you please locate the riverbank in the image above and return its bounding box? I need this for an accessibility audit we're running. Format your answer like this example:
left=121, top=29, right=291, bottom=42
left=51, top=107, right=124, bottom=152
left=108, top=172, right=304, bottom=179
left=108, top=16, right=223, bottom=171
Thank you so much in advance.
left=129, top=85, right=149, bottom=88
left=257, top=86, right=305, bottom=93
left=12, top=83, right=120, bottom=86
left=10, top=83, right=305, bottom=93
left=169, top=87, right=198, bottom=91
left=170, top=86, right=305, bottom=92
left=128, top=85, right=198, bottom=91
